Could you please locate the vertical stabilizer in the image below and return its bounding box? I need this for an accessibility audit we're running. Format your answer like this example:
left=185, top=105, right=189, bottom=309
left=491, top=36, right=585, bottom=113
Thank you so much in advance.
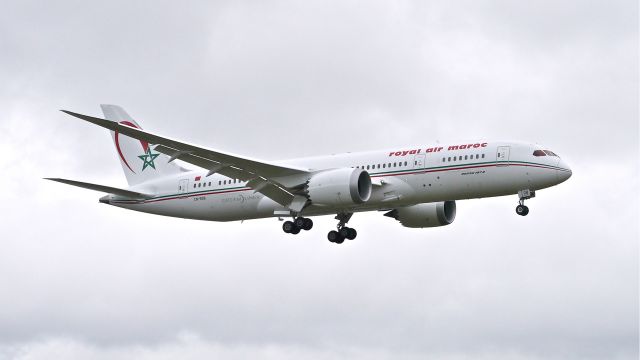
left=101, top=104, right=183, bottom=186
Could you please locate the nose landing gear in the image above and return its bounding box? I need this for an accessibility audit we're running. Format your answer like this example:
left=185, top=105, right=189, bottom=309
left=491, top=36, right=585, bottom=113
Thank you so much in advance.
left=516, top=189, right=535, bottom=216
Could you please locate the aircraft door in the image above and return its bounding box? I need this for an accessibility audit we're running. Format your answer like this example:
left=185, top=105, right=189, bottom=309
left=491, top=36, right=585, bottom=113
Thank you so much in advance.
left=496, top=146, right=510, bottom=165
left=179, top=179, right=189, bottom=193
left=414, top=154, right=426, bottom=169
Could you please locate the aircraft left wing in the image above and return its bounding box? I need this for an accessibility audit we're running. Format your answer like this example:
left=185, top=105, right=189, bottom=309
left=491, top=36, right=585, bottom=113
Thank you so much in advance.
left=60, top=110, right=311, bottom=210
left=45, top=178, right=153, bottom=200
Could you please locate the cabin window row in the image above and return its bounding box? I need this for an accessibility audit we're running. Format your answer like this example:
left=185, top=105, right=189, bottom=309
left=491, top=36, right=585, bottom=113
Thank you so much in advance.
left=193, top=178, right=243, bottom=188
left=356, top=161, right=408, bottom=170
left=442, top=154, right=485, bottom=162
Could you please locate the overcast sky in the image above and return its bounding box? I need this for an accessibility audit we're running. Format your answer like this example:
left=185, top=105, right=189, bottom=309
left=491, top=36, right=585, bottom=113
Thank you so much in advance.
left=0, top=1, right=638, bottom=359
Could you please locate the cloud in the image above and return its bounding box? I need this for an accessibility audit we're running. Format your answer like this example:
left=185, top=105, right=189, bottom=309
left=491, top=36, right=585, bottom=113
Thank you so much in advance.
left=0, top=0, right=637, bottom=359
left=3, top=331, right=636, bottom=360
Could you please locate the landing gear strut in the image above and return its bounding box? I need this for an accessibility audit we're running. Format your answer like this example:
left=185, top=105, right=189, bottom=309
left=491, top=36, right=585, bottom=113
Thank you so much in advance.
left=282, top=217, right=313, bottom=234
left=328, top=213, right=357, bottom=244
left=516, top=189, right=535, bottom=216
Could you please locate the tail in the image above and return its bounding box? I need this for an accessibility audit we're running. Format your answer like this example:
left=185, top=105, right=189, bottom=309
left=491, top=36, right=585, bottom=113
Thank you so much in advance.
left=101, top=104, right=184, bottom=186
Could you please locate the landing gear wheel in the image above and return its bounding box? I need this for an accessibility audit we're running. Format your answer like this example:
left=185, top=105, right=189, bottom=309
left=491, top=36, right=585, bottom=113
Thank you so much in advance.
left=328, top=230, right=344, bottom=244
left=290, top=226, right=301, bottom=234
left=338, top=227, right=357, bottom=240
left=302, top=218, right=313, bottom=231
left=516, top=205, right=529, bottom=216
left=293, top=217, right=313, bottom=231
left=283, top=221, right=295, bottom=233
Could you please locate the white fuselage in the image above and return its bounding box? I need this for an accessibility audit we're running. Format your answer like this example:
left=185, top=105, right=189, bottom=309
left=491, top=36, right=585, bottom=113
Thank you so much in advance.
left=104, top=141, right=572, bottom=221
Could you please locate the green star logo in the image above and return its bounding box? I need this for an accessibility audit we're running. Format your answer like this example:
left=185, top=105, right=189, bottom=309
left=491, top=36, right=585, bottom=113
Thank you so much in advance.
left=138, top=148, right=160, bottom=171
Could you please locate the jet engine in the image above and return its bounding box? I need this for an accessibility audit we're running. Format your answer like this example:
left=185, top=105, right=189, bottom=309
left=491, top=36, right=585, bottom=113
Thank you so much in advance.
left=306, top=168, right=372, bottom=207
left=384, top=201, right=456, bottom=228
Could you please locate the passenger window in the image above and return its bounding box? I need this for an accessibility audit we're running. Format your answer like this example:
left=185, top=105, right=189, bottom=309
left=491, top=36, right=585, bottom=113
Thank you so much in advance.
left=476, top=154, right=479, bottom=159
left=533, top=150, right=546, bottom=156
left=465, top=155, right=468, bottom=160
left=448, top=157, right=451, bottom=161
left=404, top=161, right=407, bottom=166
left=388, top=163, right=391, bottom=168
left=383, top=164, right=386, bottom=168
left=442, top=157, right=445, bottom=162
left=193, top=184, right=196, bottom=188
left=481, top=154, right=485, bottom=158
left=454, top=156, right=457, bottom=161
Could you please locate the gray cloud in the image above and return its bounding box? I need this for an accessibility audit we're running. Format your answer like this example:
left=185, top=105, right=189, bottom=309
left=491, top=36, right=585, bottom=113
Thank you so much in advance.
left=0, top=1, right=637, bottom=359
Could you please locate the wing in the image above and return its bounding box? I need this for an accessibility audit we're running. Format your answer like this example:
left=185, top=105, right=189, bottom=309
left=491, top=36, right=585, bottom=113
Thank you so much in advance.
left=60, top=110, right=311, bottom=210
left=45, top=178, right=152, bottom=200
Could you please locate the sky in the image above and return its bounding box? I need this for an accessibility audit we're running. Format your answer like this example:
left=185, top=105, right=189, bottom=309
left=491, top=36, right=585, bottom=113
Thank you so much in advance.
left=0, top=1, right=638, bottom=359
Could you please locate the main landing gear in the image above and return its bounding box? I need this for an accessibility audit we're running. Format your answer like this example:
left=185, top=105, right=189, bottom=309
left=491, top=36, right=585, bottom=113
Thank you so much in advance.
left=327, top=213, right=357, bottom=244
left=282, top=217, right=313, bottom=234
left=516, top=189, right=535, bottom=216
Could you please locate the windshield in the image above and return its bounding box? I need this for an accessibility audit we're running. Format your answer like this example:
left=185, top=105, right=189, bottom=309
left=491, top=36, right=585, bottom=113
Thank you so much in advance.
left=533, top=149, right=559, bottom=157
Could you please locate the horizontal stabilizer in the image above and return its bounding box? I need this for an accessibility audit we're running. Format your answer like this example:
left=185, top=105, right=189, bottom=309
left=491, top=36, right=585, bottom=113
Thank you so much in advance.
left=44, top=178, right=152, bottom=200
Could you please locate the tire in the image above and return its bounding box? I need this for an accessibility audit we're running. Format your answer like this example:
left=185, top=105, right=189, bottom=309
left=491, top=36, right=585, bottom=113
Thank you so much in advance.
left=294, top=217, right=306, bottom=228
left=328, top=230, right=340, bottom=243
left=346, top=228, right=357, bottom=240
left=339, top=227, right=350, bottom=238
left=302, top=218, right=313, bottom=231
left=282, top=221, right=295, bottom=233
left=290, top=226, right=301, bottom=234
left=522, top=206, right=529, bottom=216
left=516, top=205, right=525, bottom=216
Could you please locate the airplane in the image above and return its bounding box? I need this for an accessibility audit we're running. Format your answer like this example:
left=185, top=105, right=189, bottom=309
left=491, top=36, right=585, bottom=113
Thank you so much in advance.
left=47, top=105, right=572, bottom=244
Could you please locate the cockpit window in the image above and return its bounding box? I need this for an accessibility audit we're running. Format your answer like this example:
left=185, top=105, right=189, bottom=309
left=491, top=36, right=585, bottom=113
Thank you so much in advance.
left=533, top=150, right=546, bottom=156
left=543, top=150, right=558, bottom=157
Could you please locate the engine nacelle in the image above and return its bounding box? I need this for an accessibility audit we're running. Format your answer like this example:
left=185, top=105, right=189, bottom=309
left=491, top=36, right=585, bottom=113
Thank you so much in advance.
left=385, top=201, right=456, bottom=228
left=306, top=168, right=372, bottom=206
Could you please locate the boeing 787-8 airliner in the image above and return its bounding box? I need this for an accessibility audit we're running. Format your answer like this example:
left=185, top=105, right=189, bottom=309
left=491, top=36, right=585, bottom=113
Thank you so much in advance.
left=48, top=105, right=572, bottom=243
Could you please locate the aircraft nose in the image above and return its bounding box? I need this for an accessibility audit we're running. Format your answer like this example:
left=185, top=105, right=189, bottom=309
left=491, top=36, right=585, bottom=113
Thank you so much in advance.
left=556, top=161, right=572, bottom=183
